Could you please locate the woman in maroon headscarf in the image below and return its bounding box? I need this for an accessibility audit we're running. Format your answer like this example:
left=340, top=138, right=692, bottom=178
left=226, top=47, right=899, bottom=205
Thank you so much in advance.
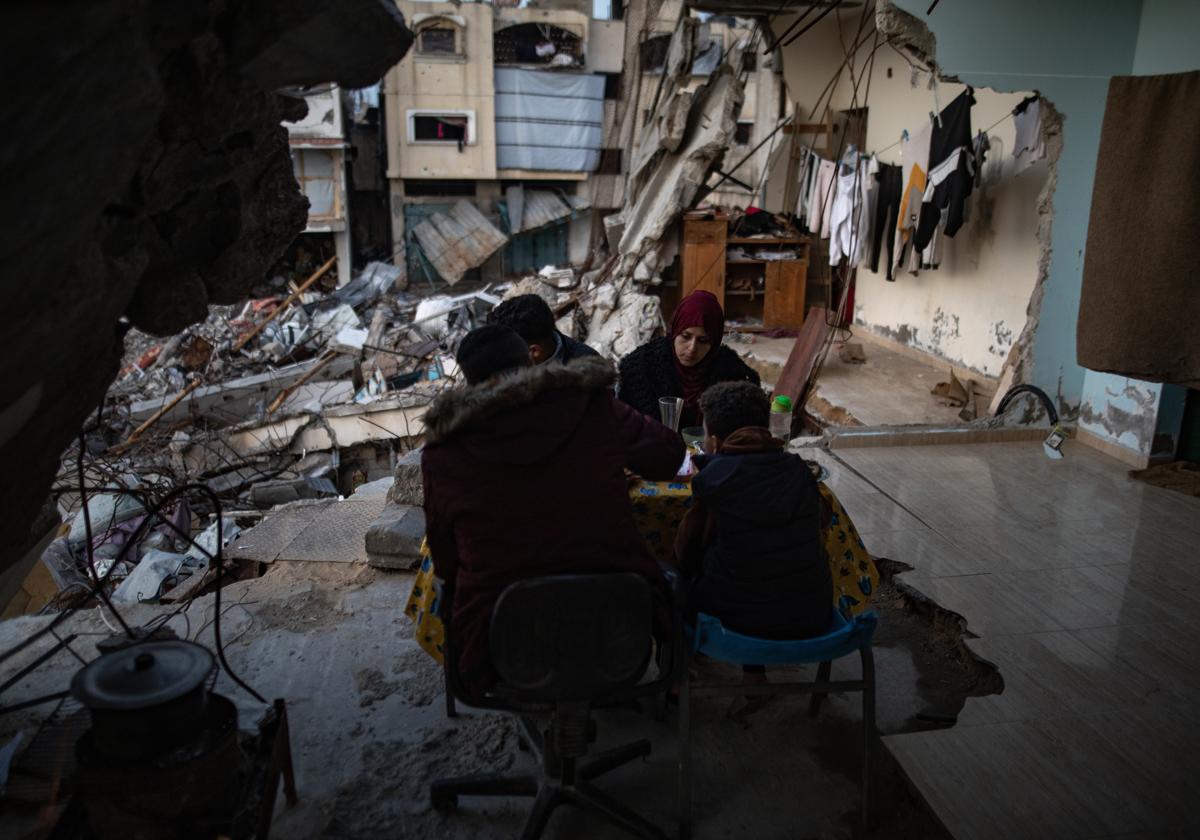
left=617, top=290, right=761, bottom=428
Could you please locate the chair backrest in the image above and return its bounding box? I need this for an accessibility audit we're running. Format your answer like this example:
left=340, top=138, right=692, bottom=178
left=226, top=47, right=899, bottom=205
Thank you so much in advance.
left=489, top=573, right=653, bottom=702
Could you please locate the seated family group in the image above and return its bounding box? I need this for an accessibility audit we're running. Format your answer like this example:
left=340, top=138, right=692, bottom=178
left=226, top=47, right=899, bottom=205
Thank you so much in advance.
left=421, top=290, right=832, bottom=698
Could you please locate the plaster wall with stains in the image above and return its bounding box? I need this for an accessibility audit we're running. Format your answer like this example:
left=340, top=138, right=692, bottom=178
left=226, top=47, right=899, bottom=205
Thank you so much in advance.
left=854, top=74, right=1047, bottom=379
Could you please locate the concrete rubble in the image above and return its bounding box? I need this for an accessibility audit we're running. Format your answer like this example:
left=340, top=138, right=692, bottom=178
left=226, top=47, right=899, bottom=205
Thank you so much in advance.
left=0, top=0, right=417, bottom=581
left=34, top=258, right=501, bottom=611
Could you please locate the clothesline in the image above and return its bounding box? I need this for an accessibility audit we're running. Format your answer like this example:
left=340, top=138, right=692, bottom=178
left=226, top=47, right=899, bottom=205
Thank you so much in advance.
left=873, top=108, right=1016, bottom=159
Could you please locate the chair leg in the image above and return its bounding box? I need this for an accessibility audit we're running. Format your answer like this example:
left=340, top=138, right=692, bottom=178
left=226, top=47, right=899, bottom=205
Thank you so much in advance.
left=431, top=773, right=539, bottom=811
left=445, top=672, right=457, bottom=719
left=579, top=739, right=652, bottom=781
left=520, top=784, right=563, bottom=840
left=677, top=672, right=692, bottom=840
left=809, top=660, right=832, bottom=717
left=860, top=645, right=878, bottom=830
left=518, top=715, right=545, bottom=761
left=569, top=781, right=668, bottom=840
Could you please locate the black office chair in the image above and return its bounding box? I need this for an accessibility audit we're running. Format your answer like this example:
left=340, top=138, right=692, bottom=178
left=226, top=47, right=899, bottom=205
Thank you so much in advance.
left=430, top=573, right=682, bottom=840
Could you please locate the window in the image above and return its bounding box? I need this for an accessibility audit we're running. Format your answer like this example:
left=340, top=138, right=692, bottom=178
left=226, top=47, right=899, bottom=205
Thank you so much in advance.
left=734, top=122, right=753, bottom=146
left=640, top=34, right=671, bottom=74
left=407, top=110, right=475, bottom=146
left=413, top=116, right=466, bottom=143
left=494, top=22, right=582, bottom=66
left=596, top=148, right=622, bottom=174
left=690, top=38, right=720, bottom=75
left=603, top=72, right=622, bottom=100
left=419, top=27, right=457, bottom=55
left=743, top=49, right=757, bottom=74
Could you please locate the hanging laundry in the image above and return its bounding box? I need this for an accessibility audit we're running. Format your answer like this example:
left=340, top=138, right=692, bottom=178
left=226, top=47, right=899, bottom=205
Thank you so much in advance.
left=1012, top=97, right=1045, bottom=173
left=869, top=163, right=903, bottom=280
left=915, top=88, right=976, bottom=251
left=893, top=117, right=932, bottom=276
left=829, top=157, right=871, bottom=266
left=972, top=130, right=991, bottom=189
left=806, top=157, right=837, bottom=239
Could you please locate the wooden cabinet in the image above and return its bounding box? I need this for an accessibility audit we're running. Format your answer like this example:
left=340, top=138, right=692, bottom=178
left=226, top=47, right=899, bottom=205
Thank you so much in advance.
left=763, top=260, right=808, bottom=329
left=681, top=219, right=726, bottom=306
left=679, top=215, right=810, bottom=329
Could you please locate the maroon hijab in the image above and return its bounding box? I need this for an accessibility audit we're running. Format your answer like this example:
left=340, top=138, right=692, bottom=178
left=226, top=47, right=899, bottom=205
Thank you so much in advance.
left=670, top=290, right=726, bottom=415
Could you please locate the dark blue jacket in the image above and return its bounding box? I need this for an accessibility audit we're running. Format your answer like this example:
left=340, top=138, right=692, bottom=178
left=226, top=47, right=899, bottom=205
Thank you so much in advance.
left=687, top=434, right=832, bottom=640
left=558, top=331, right=600, bottom=364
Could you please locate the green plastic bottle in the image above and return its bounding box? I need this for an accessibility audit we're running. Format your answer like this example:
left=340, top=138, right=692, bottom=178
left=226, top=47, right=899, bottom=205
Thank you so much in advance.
left=770, top=394, right=793, bottom=440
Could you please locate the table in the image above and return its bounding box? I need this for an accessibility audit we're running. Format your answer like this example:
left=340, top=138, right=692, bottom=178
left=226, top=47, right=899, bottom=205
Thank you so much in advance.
left=404, top=480, right=879, bottom=665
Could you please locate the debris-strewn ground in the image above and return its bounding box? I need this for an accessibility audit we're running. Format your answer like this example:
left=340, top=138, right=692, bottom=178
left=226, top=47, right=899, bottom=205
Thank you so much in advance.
left=0, top=544, right=996, bottom=838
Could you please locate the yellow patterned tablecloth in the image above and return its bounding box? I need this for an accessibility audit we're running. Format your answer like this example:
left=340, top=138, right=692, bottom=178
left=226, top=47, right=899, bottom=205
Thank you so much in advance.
left=404, top=480, right=879, bottom=664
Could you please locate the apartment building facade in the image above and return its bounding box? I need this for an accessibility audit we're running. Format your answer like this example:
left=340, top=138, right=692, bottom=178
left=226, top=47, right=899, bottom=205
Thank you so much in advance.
left=384, top=0, right=785, bottom=284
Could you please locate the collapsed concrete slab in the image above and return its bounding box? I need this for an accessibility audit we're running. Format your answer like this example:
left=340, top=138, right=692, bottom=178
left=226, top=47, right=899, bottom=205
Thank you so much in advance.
left=579, top=24, right=745, bottom=360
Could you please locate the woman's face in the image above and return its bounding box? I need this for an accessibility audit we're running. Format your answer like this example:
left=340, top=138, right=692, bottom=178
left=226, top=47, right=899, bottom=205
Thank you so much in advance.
left=674, top=326, right=712, bottom=368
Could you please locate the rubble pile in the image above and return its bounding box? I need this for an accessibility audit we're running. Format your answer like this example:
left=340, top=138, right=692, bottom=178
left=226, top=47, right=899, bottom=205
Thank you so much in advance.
left=46, top=261, right=503, bottom=607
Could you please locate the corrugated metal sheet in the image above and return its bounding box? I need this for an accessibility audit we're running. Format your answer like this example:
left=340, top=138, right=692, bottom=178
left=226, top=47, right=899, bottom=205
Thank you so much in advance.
left=506, top=186, right=591, bottom=234
left=411, top=200, right=508, bottom=286
left=518, top=190, right=573, bottom=233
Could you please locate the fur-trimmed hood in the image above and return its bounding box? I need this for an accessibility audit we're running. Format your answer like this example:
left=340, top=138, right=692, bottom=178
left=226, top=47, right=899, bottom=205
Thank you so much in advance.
left=423, top=356, right=616, bottom=446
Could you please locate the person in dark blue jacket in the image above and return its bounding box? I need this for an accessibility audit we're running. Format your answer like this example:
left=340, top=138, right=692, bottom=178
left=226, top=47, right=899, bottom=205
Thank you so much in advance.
left=675, top=381, right=832, bottom=645
left=489, top=294, right=599, bottom=366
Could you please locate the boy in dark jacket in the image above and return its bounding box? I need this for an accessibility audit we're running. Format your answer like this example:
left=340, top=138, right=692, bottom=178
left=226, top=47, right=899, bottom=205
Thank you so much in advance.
left=489, top=293, right=599, bottom=366
left=675, top=382, right=832, bottom=649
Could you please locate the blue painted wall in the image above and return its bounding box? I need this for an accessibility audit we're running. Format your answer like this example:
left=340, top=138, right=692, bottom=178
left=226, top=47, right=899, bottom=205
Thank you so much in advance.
left=893, top=0, right=1143, bottom=416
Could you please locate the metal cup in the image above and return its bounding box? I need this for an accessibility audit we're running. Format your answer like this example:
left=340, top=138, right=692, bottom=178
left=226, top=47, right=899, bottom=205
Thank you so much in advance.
left=658, top=397, right=683, bottom=432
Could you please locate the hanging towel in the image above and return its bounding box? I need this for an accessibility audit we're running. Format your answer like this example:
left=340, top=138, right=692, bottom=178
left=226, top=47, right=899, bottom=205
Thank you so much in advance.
left=1078, top=71, right=1200, bottom=386
left=1012, top=99, right=1045, bottom=173
left=806, top=158, right=837, bottom=239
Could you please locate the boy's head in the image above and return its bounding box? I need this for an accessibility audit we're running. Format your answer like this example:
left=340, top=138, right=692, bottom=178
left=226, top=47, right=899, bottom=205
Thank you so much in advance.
left=699, top=381, right=770, bottom=448
left=488, top=294, right=558, bottom=364
left=456, top=325, right=531, bottom=385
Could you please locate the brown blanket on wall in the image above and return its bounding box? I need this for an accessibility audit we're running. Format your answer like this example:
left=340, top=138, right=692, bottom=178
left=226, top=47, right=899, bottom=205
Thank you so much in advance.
left=1077, top=71, right=1200, bottom=387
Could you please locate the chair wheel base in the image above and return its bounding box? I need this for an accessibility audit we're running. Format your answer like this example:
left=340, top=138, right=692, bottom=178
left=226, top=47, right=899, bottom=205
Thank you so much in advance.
left=431, top=791, right=458, bottom=812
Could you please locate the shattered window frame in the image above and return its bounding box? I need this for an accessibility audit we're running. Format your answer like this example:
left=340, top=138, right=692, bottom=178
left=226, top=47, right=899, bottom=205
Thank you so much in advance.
left=493, top=22, right=584, bottom=66
left=639, top=33, right=671, bottom=74
left=418, top=26, right=459, bottom=57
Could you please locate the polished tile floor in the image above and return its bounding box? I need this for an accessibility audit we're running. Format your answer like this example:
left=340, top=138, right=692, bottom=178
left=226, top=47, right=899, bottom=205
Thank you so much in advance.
left=817, top=441, right=1200, bottom=840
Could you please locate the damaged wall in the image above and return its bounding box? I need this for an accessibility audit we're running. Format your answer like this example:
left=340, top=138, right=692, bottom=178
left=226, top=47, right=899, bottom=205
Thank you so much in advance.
left=855, top=76, right=1048, bottom=378
left=885, top=0, right=1200, bottom=460
left=0, top=0, right=413, bottom=569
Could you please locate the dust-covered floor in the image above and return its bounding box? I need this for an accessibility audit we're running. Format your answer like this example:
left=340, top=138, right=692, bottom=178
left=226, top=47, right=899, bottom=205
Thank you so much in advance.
left=0, top=558, right=998, bottom=839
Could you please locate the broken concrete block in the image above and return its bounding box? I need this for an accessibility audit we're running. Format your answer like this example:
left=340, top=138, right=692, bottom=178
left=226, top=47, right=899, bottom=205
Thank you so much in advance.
left=838, top=342, right=867, bottom=364
left=387, top=447, right=425, bottom=507
left=365, top=504, right=426, bottom=569
left=250, top=476, right=338, bottom=508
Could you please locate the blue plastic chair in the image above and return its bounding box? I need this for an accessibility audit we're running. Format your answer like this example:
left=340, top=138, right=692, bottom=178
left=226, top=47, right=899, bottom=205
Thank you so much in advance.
left=678, top=610, right=879, bottom=837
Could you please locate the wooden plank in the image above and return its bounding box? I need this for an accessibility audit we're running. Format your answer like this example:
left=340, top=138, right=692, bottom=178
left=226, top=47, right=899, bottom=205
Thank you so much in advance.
left=763, top=259, right=808, bottom=330
left=773, top=305, right=830, bottom=406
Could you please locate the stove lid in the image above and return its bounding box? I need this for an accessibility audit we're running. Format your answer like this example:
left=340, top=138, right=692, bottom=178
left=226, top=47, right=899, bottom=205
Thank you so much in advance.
left=71, top=641, right=215, bottom=710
